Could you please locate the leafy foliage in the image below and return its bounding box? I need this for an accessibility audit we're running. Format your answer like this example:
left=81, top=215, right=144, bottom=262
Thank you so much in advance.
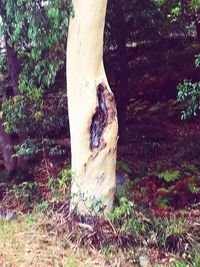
left=178, top=79, right=200, bottom=119
left=48, top=167, right=71, bottom=200
left=15, top=138, right=67, bottom=160
left=157, top=170, right=180, bottom=182
left=0, top=0, right=72, bottom=138
left=11, top=181, right=40, bottom=207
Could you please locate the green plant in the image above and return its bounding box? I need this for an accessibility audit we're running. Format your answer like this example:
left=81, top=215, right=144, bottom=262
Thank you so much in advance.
left=66, top=259, right=77, bottom=267
left=34, top=200, right=49, bottom=212
left=174, top=260, right=188, bottom=267
left=103, top=245, right=115, bottom=263
left=48, top=176, right=58, bottom=189
left=48, top=167, right=71, bottom=200
left=0, top=0, right=72, bottom=142
left=110, top=197, right=146, bottom=238
left=190, top=250, right=200, bottom=267
left=177, top=50, right=200, bottom=119
left=110, top=197, right=134, bottom=222
left=15, top=137, right=67, bottom=160
left=90, top=197, right=105, bottom=215
left=1, top=95, right=26, bottom=134
left=153, top=215, right=191, bottom=252
left=26, top=214, right=37, bottom=224
left=58, top=167, right=71, bottom=188
left=48, top=176, right=61, bottom=200
left=156, top=195, right=169, bottom=208
left=11, top=181, right=40, bottom=207
left=15, top=138, right=42, bottom=159
left=157, top=170, right=180, bottom=182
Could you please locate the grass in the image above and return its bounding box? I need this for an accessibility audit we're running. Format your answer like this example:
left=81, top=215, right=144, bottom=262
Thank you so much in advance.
left=0, top=214, right=107, bottom=267
left=0, top=212, right=139, bottom=267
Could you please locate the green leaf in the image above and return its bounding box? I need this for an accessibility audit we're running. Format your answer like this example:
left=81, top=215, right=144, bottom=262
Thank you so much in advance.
left=188, top=183, right=197, bottom=193
left=179, top=210, right=190, bottom=216
left=157, top=170, right=180, bottom=182
left=156, top=196, right=169, bottom=208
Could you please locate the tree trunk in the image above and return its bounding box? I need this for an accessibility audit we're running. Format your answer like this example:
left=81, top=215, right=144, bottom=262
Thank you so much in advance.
left=67, top=0, right=118, bottom=215
left=4, top=31, right=27, bottom=171
left=0, top=118, right=16, bottom=178
left=4, top=32, right=20, bottom=96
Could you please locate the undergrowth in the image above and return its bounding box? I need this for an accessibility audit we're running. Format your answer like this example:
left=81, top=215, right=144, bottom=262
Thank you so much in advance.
left=1, top=164, right=200, bottom=266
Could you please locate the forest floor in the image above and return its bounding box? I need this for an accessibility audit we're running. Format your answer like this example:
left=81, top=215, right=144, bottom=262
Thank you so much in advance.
left=0, top=214, right=115, bottom=267
left=0, top=98, right=200, bottom=266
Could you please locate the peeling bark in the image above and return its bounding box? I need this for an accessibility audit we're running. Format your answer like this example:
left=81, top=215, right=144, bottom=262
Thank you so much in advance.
left=67, top=0, right=118, bottom=215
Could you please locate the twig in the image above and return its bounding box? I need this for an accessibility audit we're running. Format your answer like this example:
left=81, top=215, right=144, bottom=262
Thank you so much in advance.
left=107, top=218, right=118, bottom=236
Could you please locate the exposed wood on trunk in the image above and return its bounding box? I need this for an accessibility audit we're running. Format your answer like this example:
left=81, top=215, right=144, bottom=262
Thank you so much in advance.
left=67, top=0, right=118, bottom=215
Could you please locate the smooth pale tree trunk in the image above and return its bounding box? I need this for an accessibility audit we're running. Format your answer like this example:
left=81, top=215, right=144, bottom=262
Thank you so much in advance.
left=67, top=0, right=118, bottom=215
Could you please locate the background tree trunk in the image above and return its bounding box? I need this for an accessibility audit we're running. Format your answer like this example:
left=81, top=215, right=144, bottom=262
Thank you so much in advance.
left=4, top=31, right=27, bottom=171
left=0, top=118, right=16, bottom=178
left=4, top=32, right=20, bottom=96
left=67, top=0, right=118, bottom=215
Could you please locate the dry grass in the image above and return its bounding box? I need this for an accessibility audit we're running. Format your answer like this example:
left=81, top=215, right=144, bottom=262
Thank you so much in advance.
left=0, top=214, right=104, bottom=267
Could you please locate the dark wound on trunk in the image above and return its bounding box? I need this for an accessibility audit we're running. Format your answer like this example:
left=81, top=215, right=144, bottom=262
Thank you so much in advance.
left=90, top=84, right=107, bottom=150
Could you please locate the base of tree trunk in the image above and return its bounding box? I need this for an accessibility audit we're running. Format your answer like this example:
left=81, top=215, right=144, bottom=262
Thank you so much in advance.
left=69, top=83, right=118, bottom=215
